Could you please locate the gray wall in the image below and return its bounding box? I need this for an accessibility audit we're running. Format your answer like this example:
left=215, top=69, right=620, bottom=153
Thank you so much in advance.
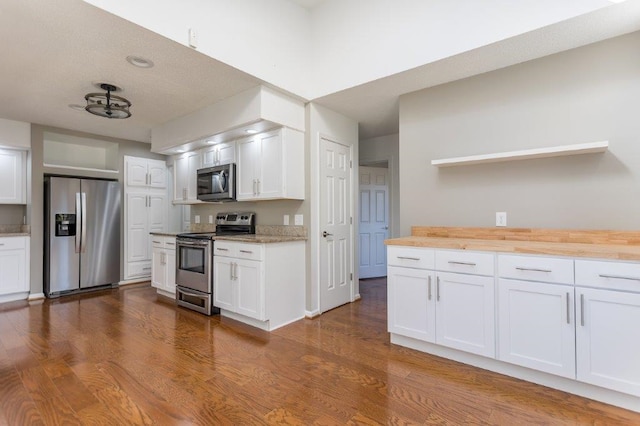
left=0, top=205, right=25, bottom=225
left=398, top=31, right=640, bottom=235
left=360, top=133, right=400, bottom=238
left=30, top=125, right=166, bottom=295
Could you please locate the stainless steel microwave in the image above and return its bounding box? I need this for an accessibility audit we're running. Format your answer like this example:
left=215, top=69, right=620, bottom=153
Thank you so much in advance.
left=196, top=163, right=236, bottom=202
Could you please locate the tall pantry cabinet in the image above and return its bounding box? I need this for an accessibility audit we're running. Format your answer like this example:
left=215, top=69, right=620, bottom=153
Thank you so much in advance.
left=124, top=156, right=168, bottom=281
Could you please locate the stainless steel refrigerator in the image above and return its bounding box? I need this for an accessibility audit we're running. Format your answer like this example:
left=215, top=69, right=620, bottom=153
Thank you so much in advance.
left=44, top=176, right=121, bottom=297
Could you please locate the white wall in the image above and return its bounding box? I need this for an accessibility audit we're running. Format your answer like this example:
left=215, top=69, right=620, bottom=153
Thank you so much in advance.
left=359, top=133, right=399, bottom=238
left=398, top=31, right=640, bottom=235
left=84, top=0, right=613, bottom=101
left=308, top=102, right=359, bottom=315
left=83, top=0, right=314, bottom=99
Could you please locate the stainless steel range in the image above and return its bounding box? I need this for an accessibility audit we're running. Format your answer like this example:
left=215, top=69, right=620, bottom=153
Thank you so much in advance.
left=175, top=212, right=255, bottom=315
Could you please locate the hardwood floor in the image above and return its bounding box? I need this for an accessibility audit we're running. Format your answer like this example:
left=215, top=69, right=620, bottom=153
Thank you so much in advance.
left=1, top=278, right=639, bottom=425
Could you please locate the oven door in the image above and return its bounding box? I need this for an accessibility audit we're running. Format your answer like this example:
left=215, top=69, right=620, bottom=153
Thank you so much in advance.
left=175, top=239, right=212, bottom=293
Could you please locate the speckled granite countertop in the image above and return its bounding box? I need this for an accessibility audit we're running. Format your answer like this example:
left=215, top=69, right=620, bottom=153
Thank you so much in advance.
left=149, top=231, right=182, bottom=237
left=0, top=225, right=30, bottom=237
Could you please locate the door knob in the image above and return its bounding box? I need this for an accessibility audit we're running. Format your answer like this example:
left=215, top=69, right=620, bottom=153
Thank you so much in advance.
left=382, top=226, right=389, bottom=230
left=322, top=231, right=332, bottom=237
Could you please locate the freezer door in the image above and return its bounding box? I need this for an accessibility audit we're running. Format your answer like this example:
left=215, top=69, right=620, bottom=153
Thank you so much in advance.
left=46, top=177, right=81, bottom=294
left=79, top=179, right=121, bottom=288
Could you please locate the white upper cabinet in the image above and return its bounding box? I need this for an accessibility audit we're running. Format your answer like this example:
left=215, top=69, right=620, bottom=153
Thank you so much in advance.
left=125, top=156, right=167, bottom=189
left=201, top=141, right=236, bottom=168
left=0, top=148, right=27, bottom=204
left=173, top=151, right=201, bottom=204
left=237, top=127, right=304, bottom=201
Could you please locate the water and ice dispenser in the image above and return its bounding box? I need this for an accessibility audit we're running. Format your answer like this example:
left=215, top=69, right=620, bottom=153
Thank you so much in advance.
left=55, top=213, right=76, bottom=237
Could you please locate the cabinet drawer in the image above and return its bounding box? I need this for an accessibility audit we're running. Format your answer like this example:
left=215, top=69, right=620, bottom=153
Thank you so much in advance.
left=387, top=246, right=434, bottom=269
left=498, top=255, right=573, bottom=284
left=575, top=259, right=640, bottom=292
left=214, top=240, right=264, bottom=261
left=128, top=261, right=152, bottom=277
left=0, top=236, right=26, bottom=251
left=151, top=237, right=164, bottom=248
left=435, top=250, right=494, bottom=276
left=163, top=238, right=177, bottom=250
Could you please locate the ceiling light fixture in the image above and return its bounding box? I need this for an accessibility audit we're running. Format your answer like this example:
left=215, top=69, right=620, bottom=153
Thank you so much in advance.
left=126, top=55, right=154, bottom=68
left=245, top=129, right=258, bottom=134
left=84, top=83, right=131, bottom=119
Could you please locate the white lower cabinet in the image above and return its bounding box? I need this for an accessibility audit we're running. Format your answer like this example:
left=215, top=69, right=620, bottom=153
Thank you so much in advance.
left=498, top=279, right=576, bottom=378
left=151, top=236, right=176, bottom=296
left=387, top=266, right=435, bottom=342
left=213, top=239, right=305, bottom=331
left=436, top=271, right=495, bottom=357
left=0, top=236, right=30, bottom=302
left=387, top=247, right=495, bottom=358
left=575, top=258, right=640, bottom=397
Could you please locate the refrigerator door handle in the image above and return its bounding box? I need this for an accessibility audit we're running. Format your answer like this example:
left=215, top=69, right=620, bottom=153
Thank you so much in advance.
left=81, top=192, right=87, bottom=253
left=75, top=192, right=82, bottom=253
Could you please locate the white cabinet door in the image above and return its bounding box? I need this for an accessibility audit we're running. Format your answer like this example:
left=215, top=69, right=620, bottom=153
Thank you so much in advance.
left=0, top=240, right=27, bottom=295
left=0, top=148, right=26, bottom=204
left=237, top=136, right=259, bottom=200
left=498, top=279, right=576, bottom=378
left=256, top=131, right=282, bottom=199
left=148, top=194, right=167, bottom=231
left=165, top=246, right=176, bottom=294
left=435, top=271, right=495, bottom=357
left=173, top=152, right=201, bottom=203
left=125, top=157, right=148, bottom=187
left=387, top=266, right=436, bottom=342
left=217, top=142, right=236, bottom=166
left=576, top=287, right=640, bottom=397
left=148, top=160, right=167, bottom=188
left=235, top=258, right=264, bottom=321
left=213, top=256, right=234, bottom=311
left=151, top=243, right=165, bottom=290
left=126, top=193, right=149, bottom=262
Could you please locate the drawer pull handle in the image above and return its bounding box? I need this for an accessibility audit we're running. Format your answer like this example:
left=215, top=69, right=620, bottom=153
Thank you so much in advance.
left=580, top=294, right=585, bottom=327
left=428, top=276, right=432, bottom=300
left=598, top=274, right=640, bottom=281
left=143, top=267, right=151, bottom=271
left=448, top=261, right=476, bottom=266
left=566, top=292, right=570, bottom=324
left=216, top=248, right=229, bottom=251
left=239, top=250, right=253, bottom=254
left=152, top=240, right=161, bottom=244
left=515, top=267, right=552, bottom=273
left=397, top=256, right=420, bottom=261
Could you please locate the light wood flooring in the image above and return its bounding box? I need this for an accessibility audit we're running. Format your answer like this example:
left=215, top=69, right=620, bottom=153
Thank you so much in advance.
left=1, top=278, right=640, bottom=425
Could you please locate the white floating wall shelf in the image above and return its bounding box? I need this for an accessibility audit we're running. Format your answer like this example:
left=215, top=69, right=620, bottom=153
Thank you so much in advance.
left=431, top=141, right=609, bottom=167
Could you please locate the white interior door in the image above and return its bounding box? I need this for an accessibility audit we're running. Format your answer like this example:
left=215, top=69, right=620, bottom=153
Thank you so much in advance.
left=320, top=138, right=352, bottom=313
left=359, top=166, right=389, bottom=279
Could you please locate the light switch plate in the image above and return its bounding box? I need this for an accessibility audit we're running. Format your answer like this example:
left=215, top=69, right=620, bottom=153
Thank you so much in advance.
left=194, top=215, right=200, bottom=224
left=208, top=215, right=214, bottom=224
left=283, top=215, right=290, bottom=225
left=496, top=212, right=507, bottom=227
left=294, top=214, right=303, bottom=226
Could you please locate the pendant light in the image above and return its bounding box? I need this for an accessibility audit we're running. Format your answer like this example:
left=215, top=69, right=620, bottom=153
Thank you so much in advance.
left=84, top=83, right=131, bottom=119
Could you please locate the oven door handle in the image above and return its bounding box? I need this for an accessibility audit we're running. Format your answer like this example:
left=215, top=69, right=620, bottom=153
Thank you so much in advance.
left=177, top=240, right=209, bottom=247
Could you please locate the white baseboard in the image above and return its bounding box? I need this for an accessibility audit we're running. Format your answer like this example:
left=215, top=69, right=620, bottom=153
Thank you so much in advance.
left=305, top=309, right=321, bottom=319
left=28, top=292, right=45, bottom=301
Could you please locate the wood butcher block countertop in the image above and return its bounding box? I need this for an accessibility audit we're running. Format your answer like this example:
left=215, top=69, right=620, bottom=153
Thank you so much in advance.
left=385, top=227, right=640, bottom=261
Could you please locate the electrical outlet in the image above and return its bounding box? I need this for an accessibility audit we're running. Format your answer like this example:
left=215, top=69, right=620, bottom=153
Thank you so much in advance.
left=294, top=214, right=303, bottom=226
left=496, top=212, right=507, bottom=227
left=208, top=215, right=214, bottom=224
left=283, top=215, right=290, bottom=225
left=194, top=215, right=200, bottom=224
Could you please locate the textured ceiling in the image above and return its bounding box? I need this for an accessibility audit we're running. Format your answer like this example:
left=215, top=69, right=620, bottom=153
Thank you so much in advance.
left=0, top=0, right=262, bottom=142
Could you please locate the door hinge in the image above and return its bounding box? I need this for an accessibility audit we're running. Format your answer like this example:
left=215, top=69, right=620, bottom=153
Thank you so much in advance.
left=350, top=160, right=353, bottom=169
left=350, top=273, right=353, bottom=281
left=350, top=217, right=353, bottom=225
